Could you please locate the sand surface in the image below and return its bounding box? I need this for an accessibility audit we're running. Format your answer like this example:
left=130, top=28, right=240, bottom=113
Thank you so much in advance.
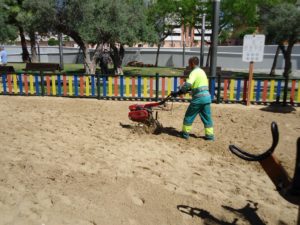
left=0, top=96, right=299, bottom=225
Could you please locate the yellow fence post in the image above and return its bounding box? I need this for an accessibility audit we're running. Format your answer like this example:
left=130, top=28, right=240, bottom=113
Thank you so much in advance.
left=125, top=77, right=130, bottom=97
left=143, top=77, right=148, bottom=97
left=69, top=76, right=73, bottom=96
left=13, top=74, right=18, bottom=94
left=29, top=75, right=34, bottom=94
left=52, top=76, right=56, bottom=95
left=269, top=80, right=275, bottom=101
left=86, top=76, right=90, bottom=96
left=229, top=79, right=235, bottom=101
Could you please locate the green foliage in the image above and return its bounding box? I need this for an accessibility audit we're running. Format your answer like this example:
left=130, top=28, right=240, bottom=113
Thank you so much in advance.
left=37, top=0, right=155, bottom=46
left=175, top=0, right=207, bottom=28
left=147, top=0, right=176, bottom=43
left=219, top=0, right=298, bottom=41
left=261, top=3, right=300, bottom=44
left=0, top=10, right=17, bottom=42
left=221, top=0, right=260, bottom=28
left=219, top=30, right=231, bottom=44
left=18, top=0, right=54, bottom=34
left=81, top=0, right=155, bottom=45
left=48, top=38, right=59, bottom=46
left=0, top=0, right=19, bottom=42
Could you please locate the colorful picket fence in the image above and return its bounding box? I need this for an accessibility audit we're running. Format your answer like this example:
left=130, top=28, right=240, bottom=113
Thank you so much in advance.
left=220, top=77, right=300, bottom=105
left=0, top=73, right=300, bottom=106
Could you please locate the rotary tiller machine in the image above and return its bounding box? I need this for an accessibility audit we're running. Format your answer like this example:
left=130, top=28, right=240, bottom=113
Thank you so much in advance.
left=128, top=94, right=173, bottom=132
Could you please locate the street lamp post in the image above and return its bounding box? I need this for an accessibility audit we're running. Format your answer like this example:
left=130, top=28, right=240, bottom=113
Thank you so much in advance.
left=210, top=0, right=220, bottom=102
left=200, top=14, right=206, bottom=67
left=58, top=33, right=64, bottom=70
left=210, top=0, right=220, bottom=76
left=183, top=25, right=186, bottom=67
left=56, top=0, right=65, bottom=70
left=35, top=32, right=41, bottom=62
left=179, top=7, right=186, bottom=68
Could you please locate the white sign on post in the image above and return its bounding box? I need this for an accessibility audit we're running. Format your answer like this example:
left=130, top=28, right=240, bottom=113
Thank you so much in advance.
left=242, top=34, right=265, bottom=62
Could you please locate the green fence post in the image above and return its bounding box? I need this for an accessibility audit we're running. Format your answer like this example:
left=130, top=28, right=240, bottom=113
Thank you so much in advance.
left=40, top=72, right=45, bottom=96
left=97, top=73, right=101, bottom=100
left=217, top=73, right=221, bottom=104
left=155, top=73, right=159, bottom=102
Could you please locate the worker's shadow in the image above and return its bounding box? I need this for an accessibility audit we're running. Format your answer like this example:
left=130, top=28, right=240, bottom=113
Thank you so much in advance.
left=157, top=127, right=205, bottom=139
left=177, top=200, right=266, bottom=225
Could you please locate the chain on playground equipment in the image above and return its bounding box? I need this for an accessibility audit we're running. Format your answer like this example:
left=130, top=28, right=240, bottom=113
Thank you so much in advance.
left=229, top=122, right=300, bottom=224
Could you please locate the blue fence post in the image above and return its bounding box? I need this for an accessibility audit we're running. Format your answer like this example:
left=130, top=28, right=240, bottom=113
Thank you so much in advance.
left=91, top=75, right=95, bottom=97
left=18, top=74, right=23, bottom=95
left=57, top=74, right=61, bottom=96
left=256, top=80, right=261, bottom=102
left=35, top=74, right=39, bottom=95
left=210, top=77, right=216, bottom=101
left=103, top=76, right=107, bottom=97
left=2, top=74, right=7, bottom=94
left=74, top=75, right=78, bottom=96
left=276, top=80, right=282, bottom=103
left=236, top=79, right=241, bottom=101
left=137, top=75, right=142, bottom=98
left=173, top=77, right=178, bottom=91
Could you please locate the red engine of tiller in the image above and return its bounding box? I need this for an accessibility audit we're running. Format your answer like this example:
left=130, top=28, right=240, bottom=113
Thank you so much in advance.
left=128, top=102, right=160, bottom=123
left=128, top=95, right=172, bottom=124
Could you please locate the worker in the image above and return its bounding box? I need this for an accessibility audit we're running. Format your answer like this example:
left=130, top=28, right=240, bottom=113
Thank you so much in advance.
left=171, top=56, right=214, bottom=141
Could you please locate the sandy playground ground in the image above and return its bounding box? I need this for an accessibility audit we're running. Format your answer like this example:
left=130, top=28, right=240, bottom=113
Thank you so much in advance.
left=0, top=96, right=299, bottom=225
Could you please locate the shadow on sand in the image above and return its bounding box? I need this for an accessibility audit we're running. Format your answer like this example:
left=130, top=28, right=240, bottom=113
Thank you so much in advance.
left=154, top=126, right=206, bottom=139
left=177, top=200, right=266, bottom=225
left=260, top=103, right=296, bottom=114
left=120, top=124, right=206, bottom=139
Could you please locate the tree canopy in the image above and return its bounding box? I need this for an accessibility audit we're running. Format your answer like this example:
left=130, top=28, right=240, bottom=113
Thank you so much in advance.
left=0, top=0, right=18, bottom=43
left=19, top=0, right=155, bottom=73
left=261, top=2, right=300, bottom=45
left=261, top=2, right=300, bottom=76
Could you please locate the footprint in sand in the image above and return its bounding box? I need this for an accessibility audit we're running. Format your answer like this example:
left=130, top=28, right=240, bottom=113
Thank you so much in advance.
left=128, top=218, right=139, bottom=225
left=126, top=186, right=145, bottom=206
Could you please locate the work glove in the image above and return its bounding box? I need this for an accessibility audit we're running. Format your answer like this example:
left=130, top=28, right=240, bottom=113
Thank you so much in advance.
left=177, top=89, right=184, bottom=95
left=171, top=90, right=184, bottom=98
left=171, top=91, right=179, bottom=98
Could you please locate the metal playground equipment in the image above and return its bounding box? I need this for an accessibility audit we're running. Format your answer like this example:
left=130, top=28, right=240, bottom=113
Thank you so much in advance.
left=229, top=122, right=300, bottom=224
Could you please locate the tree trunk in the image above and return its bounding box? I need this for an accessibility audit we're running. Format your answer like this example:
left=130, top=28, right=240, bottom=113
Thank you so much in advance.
left=269, top=45, right=280, bottom=76
left=110, top=44, right=124, bottom=74
left=112, top=45, right=119, bottom=72
left=29, top=31, right=38, bottom=63
left=58, top=28, right=93, bottom=74
left=120, top=44, right=125, bottom=64
left=283, top=44, right=293, bottom=78
left=82, top=44, right=95, bottom=74
left=155, top=43, right=161, bottom=67
left=280, top=42, right=294, bottom=105
left=18, top=26, right=31, bottom=63
left=90, top=43, right=103, bottom=74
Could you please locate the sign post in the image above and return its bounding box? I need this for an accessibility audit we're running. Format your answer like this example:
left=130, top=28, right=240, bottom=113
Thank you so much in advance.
left=242, top=34, right=265, bottom=106
left=247, top=61, right=254, bottom=106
